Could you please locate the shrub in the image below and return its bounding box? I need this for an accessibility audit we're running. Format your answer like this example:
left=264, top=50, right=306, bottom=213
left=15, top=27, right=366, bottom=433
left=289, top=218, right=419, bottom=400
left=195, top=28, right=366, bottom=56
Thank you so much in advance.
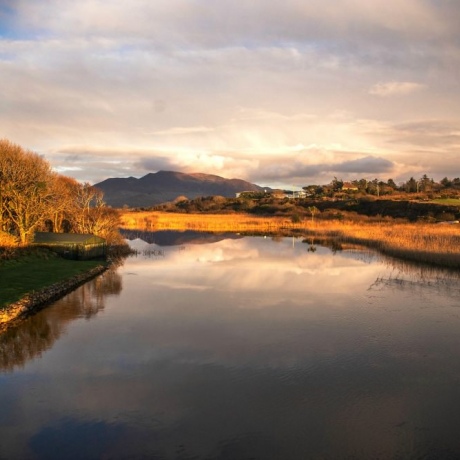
left=0, top=231, right=17, bottom=247
left=291, top=213, right=302, bottom=223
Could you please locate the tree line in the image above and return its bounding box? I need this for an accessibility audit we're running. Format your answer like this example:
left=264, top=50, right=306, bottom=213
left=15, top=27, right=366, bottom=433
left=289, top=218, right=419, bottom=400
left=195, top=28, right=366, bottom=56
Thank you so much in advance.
left=0, top=139, right=120, bottom=245
left=303, top=175, right=460, bottom=198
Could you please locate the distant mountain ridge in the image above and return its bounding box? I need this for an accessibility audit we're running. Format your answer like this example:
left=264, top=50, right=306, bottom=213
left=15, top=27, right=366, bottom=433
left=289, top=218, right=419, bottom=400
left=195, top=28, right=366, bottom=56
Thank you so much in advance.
left=94, top=170, right=267, bottom=208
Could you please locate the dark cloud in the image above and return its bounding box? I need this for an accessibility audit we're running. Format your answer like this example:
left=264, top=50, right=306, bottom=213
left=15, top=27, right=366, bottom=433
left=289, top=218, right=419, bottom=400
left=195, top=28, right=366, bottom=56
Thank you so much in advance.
left=135, top=156, right=178, bottom=173
left=335, top=156, right=394, bottom=174
left=251, top=155, right=396, bottom=187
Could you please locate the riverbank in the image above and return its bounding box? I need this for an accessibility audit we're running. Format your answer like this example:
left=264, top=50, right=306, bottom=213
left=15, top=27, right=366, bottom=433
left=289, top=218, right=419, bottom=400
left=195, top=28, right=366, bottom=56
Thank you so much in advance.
left=0, top=249, right=109, bottom=329
left=0, top=264, right=108, bottom=330
left=120, top=211, right=460, bottom=269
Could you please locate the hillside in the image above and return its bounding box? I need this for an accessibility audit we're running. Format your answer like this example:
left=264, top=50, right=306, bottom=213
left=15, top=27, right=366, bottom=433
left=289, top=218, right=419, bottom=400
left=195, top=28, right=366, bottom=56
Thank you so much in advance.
left=94, top=170, right=267, bottom=208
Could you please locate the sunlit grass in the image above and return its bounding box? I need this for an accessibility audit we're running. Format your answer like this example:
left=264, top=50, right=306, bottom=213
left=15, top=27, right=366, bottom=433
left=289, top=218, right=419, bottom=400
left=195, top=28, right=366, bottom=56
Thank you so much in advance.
left=430, top=198, right=460, bottom=206
left=120, top=211, right=460, bottom=268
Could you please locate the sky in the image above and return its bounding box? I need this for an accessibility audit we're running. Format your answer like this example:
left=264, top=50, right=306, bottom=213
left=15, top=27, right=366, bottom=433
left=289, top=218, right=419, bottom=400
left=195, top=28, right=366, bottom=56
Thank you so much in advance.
left=1, top=0, right=459, bottom=189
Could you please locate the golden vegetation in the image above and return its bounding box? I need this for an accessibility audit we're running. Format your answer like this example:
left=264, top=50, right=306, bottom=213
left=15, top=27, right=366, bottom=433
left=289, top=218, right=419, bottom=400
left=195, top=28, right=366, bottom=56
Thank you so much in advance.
left=120, top=211, right=291, bottom=232
left=0, top=139, right=122, bottom=245
left=120, top=211, right=460, bottom=268
left=305, top=221, right=460, bottom=268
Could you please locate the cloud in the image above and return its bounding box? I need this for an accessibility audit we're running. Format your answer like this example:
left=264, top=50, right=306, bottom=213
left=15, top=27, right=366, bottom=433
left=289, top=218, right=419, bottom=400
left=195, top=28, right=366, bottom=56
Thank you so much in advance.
left=335, top=156, right=394, bottom=174
left=11, top=0, right=456, bottom=47
left=250, top=154, right=396, bottom=186
left=369, top=81, right=426, bottom=97
left=370, top=120, right=460, bottom=150
left=153, top=126, right=215, bottom=136
left=135, top=155, right=183, bottom=173
left=1, top=1, right=459, bottom=187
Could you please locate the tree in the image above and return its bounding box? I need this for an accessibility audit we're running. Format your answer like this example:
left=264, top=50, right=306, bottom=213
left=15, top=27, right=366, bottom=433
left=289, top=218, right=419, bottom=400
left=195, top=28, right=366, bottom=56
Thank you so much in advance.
left=404, top=177, right=418, bottom=193
left=48, top=174, right=80, bottom=232
left=0, top=139, right=54, bottom=243
left=0, top=139, right=123, bottom=246
left=419, top=174, right=433, bottom=192
left=357, top=179, right=368, bottom=192
left=387, top=178, right=398, bottom=190
left=331, top=177, right=343, bottom=192
left=67, top=183, right=121, bottom=244
left=440, top=177, right=452, bottom=188
left=302, top=185, right=325, bottom=198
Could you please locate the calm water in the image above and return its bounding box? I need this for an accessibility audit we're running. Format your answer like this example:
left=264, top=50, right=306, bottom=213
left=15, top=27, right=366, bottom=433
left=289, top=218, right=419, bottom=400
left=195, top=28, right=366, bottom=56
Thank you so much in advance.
left=2, top=233, right=460, bottom=459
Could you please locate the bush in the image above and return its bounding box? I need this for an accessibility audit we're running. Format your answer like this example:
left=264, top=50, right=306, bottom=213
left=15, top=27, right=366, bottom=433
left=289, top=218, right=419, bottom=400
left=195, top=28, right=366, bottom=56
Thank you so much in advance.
left=0, top=231, right=17, bottom=247
left=436, top=212, right=456, bottom=222
left=291, top=213, right=302, bottom=223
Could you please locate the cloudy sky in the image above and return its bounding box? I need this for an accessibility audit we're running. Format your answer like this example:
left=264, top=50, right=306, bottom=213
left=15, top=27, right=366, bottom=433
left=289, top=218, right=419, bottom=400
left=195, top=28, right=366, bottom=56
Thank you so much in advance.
left=1, top=0, right=459, bottom=188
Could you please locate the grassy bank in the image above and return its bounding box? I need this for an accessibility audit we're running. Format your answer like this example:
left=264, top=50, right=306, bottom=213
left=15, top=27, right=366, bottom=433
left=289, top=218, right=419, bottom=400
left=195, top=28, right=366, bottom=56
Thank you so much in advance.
left=120, top=211, right=460, bottom=269
left=0, top=248, right=105, bottom=309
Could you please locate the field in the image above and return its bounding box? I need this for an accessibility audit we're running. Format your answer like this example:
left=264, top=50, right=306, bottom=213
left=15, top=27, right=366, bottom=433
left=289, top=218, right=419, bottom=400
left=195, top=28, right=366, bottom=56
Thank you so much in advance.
left=120, top=211, right=460, bottom=268
left=431, top=198, right=460, bottom=206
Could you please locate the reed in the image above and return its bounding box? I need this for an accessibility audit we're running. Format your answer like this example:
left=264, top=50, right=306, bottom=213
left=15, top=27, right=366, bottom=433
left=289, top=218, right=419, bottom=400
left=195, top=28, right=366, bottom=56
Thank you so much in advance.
left=120, top=211, right=290, bottom=232
left=303, top=221, right=460, bottom=268
left=120, top=211, right=460, bottom=268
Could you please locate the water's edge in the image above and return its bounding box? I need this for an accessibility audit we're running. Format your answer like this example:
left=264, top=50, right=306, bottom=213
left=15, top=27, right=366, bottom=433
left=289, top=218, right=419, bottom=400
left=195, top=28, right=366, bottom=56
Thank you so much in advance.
left=0, top=264, right=108, bottom=330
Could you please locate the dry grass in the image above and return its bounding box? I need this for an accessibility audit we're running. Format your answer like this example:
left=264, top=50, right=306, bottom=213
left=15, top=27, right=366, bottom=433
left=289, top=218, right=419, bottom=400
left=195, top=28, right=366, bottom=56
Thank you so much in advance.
left=120, top=211, right=460, bottom=268
left=304, top=221, right=460, bottom=268
left=120, top=211, right=292, bottom=232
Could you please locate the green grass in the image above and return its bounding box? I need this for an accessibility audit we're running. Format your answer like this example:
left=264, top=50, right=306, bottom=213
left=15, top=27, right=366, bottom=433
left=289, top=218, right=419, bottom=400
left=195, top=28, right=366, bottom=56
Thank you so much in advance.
left=431, top=198, right=460, bottom=206
left=0, top=249, right=104, bottom=309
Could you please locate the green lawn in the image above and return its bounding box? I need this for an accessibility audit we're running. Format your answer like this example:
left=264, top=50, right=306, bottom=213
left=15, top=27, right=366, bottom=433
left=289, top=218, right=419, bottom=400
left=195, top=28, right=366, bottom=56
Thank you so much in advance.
left=0, top=250, right=104, bottom=308
left=431, top=198, right=460, bottom=205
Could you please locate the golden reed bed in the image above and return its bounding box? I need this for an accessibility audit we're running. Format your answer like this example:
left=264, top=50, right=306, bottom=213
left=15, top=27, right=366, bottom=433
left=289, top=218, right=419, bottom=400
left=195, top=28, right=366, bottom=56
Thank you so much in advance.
left=120, top=211, right=460, bottom=268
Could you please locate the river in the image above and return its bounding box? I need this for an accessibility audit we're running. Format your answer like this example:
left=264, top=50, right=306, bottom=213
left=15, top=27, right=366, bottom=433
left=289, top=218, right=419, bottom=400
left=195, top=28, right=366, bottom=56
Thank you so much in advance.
left=1, top=232, right=460, bottom=459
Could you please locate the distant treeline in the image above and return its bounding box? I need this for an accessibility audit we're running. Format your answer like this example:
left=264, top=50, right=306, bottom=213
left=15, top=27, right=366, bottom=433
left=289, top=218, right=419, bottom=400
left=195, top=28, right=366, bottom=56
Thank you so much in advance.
left=152, top=189, right=460, bottom=223
left=302, top=175, right=460, bottom=197
left=150, top=175, right=460, bottom=218
left=0, top=139, right=120, bottom=245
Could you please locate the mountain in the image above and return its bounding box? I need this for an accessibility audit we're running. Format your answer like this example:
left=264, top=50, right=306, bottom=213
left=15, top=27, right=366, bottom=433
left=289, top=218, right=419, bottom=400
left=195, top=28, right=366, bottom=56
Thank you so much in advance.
left=94, top=170, right=267, bottom=208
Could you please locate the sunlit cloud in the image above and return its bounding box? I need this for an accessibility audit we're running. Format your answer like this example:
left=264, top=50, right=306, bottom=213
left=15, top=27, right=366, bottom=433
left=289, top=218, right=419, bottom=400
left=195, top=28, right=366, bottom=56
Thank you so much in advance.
left=369, top=81, right=426, bottom=97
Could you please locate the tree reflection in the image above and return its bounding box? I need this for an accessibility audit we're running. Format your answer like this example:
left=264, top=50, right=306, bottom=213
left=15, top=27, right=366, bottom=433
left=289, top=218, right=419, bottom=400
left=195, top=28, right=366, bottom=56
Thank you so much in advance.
left=0, top=268, right=122, bottom=372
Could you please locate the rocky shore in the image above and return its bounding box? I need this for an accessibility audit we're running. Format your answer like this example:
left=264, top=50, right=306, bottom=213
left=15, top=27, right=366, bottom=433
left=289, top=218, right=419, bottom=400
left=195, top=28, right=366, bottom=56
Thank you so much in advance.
left=0, top=264, right=108, bottom=330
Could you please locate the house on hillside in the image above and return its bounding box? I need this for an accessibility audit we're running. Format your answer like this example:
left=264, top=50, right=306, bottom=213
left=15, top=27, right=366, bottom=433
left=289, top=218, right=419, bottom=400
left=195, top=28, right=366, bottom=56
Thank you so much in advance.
left=288, top=190, right=307, bottom=199
left=33, top=232, right=107, bottom=260
left=342, top=182, right=359, bottom=192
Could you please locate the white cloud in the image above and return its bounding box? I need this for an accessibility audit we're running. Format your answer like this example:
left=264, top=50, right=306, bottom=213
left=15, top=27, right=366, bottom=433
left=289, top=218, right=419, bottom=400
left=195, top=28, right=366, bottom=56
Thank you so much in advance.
left=369, top=81, right=426, bottom=97
left=153, top=126, right=215, bottom=136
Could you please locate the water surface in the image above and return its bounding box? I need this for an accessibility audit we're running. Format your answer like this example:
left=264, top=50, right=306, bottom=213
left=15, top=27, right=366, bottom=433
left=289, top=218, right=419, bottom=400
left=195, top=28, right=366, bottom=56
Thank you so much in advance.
left=2, top=233, right=460, bottom=459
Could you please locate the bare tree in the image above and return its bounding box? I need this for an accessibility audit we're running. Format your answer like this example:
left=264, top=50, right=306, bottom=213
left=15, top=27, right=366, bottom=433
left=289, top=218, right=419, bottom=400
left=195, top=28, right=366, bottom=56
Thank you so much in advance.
left=68, top=183, right=104, bottom=234
left=0, top=139, right=54, bottom=243
left=47, top=174, right=80, bottom=232
left=66, top=183, right=121, bottom=243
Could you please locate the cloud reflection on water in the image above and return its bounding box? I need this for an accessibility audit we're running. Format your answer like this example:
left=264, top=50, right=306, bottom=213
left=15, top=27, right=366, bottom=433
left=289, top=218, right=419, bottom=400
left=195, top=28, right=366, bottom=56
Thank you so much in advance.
left=2, top=234, right=460, bottom=459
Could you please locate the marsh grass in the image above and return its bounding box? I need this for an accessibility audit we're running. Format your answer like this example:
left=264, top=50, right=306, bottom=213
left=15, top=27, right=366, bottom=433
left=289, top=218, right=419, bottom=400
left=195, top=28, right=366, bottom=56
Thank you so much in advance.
left=304, top=221, right=460, bottom=268
left=121, top=211, right=460, bottom=268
